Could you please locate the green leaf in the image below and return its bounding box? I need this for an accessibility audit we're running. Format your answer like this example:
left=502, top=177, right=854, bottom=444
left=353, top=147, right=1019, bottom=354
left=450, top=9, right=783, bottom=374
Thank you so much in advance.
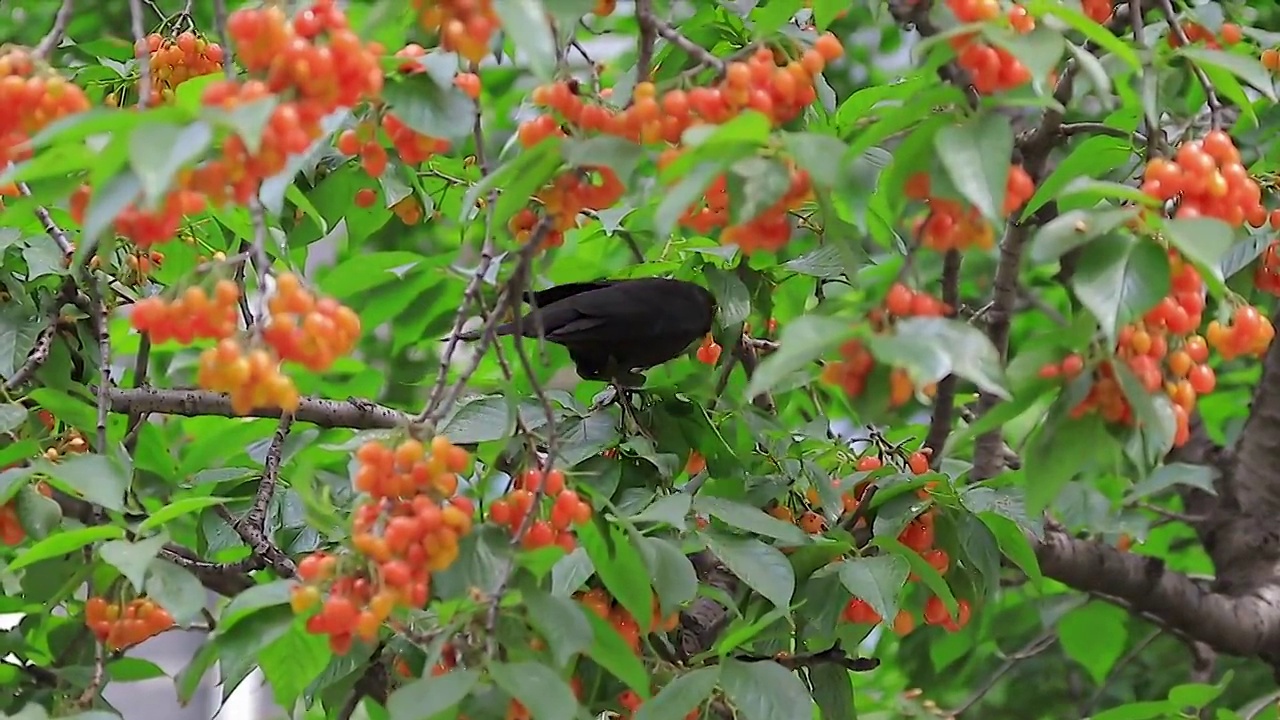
left=695, top=496, right=809, bottom=544
left=1058, top=602, right=1128, bottom=685
left=746, top=315, right=852, bottom=400
left=977, top=512, right=1042, bottom=583
left=583, top=609, right=650, bottom=694
left=720, top=659, right=815, bottom=720
left=627, top=494, right=691, bottom=527
left=1028, top=208, right=1137, bottom=265
left=634, top=667, right=720, bottom=720
left=1168, top=680, right=1227, bottom=710
left=562, top=136, right=645, bottom=182
left=40, top=453, right=130, bottom=511
left=1028, top=0, right=1141, bottom=70
left=1071, top=233, right=1170, bottom=345
left=386, top=669, right=480, bottom=720
left=836, top=555, right=909, bottom=623
left=1091, top=702, right=1177, bottom=720
left=704, top=534, right=795, bottom=609
left=202, top=96, right=278, bottom=154
left=99, top=534, right=168, bottom=592
left=1178, top=47, right=1278, bottom=102
left=870, top=317, right=1010, bottom=400
left=809, top=663, right=856, bottom=720
left=138, top=496, right=232, bottom=531
left=983, top=25, right=1066, bottom=82
left=1162, top=217, right=1235, bottom=290
left=145, top=559, right=208, bottom=625
left=655, top=160, right=726, bottom=239
left=382, top=75, right=474, bottom=145
left=811, top=0, right=845, bottom=30
left=8, top=525, right=126, bottom=571
left=934, top=114, right=1015, bottom=222
left=489, top=661, right=577, bottom=720
left=0, top=403, right=27, bottom=433
left=781, top=132, right=850, bottom=189
left=638, top=535, right=698, bottom=616
left=83, top=170, right=143, bottom=246
left=175, top=640, right=219, bottom=704
left=129, top=121, right=212, bottom=204
left=494, top=0, right=558, bottom=80
left=728, top=157, right=793, bottom=226
left=705, top=266, right=752, bottom=328
left=577, top=520, right=653, bottom=631
left=524, top=591, right=592, bottom=668
left=781, top=245, right=845, bottom=278
left=439, top=395, right=516, bottom=445
left=1024, top=413, right=1110, bottom=516
left=1125, top=462, right=1218, bottom=501
left=217, top=580, right=293, bottom=634
left=15, top=486, right=61, bottom=540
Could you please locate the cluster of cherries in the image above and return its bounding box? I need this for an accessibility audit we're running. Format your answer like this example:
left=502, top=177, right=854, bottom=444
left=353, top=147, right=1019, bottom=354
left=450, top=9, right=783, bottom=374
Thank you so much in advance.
left=261, top=273, right=362, bottom=372
left=410, top=0, right=499, bottom=63
left=85, top=596, right=176, bottom=651
left=0, top=48, right=92, bottom=166
left=197, top=339, right=301, bottom=416
left=130, top=279, right=241, bottom=344
left=784, top=447, right=973, bottom=635
left=1140, top=132, right=1268, bottom=227
left=1167, top=21, right=1244, bottom=49
left=822, top=283, right=949, bottom=405
left=292, top=437, right=473, bottom=654
left=905, top=164, right=1035, bottom=252
left=577, top=587, right=680, bottom=656
left=944, top=0, right=1032, bottom=94
left=1046, top=251, right=1273, bottom=447
left=140, top=31, right=225, bottom=103
left=73, top=0, right=384, bottom=248
left=675, top=157, right=813, bottom=254
left=486, top=467, right=594, bottom=552
left=507, top=166, right=626, bottom=251
left=514, top=35, right=842, bottom=255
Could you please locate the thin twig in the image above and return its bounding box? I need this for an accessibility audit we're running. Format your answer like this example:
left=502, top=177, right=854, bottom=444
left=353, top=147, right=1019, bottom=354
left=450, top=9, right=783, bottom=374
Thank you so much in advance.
left=213, top=0, right=236, bottom=81
left=17, top=181, right=75, bottom=257
left=634, top=3, right=724, bottom=74
left=419, top=100, right=502, bottom=425
left=1153, top=0, right=1223, bottom=128
left=33, top=0, right=75, bottom=60
left=924, top=250, right=961, bottom=460
left=74, top=642, right=106, bottom=707
left=945, top=628, right=1058, bottom=717
left=89, top=286, right=112, bottom=454
left=635, top=0, right=657, bottom=83
left=128, top=0, right=152, bottom=110
left=4, top=325, right=57, bottom=392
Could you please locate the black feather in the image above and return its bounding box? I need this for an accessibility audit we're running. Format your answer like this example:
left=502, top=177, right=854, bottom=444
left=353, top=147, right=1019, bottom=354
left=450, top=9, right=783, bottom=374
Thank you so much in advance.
left=456, top=278, right=716, bottom=387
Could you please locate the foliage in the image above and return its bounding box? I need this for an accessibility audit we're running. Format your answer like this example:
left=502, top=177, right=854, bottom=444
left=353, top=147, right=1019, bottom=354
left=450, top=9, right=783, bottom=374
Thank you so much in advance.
left=2, top=1, right=1280, bottom=720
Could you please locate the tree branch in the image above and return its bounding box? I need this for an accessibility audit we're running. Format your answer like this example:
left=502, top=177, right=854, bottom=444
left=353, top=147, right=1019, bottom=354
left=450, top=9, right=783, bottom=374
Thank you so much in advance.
left=104, top=386, right=405, bottom=429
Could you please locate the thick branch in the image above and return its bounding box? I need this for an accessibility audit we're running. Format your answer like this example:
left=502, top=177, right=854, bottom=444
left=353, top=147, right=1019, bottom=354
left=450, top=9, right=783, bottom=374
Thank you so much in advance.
left=1033, top=523, right=1280, bottom=661
left=104, top=386, right=405, bottom=429
left=1228, top=308, right=1280, bottom=516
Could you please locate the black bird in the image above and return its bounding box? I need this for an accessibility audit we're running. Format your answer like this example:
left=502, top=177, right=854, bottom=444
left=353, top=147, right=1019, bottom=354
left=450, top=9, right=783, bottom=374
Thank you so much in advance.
left=456, top=277, right=717, bottom=387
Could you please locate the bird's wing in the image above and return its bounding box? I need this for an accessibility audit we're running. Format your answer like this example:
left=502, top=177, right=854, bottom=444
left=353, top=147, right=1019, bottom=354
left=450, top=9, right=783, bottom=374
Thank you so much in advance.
left=524, top=280, right=618, bottom=308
